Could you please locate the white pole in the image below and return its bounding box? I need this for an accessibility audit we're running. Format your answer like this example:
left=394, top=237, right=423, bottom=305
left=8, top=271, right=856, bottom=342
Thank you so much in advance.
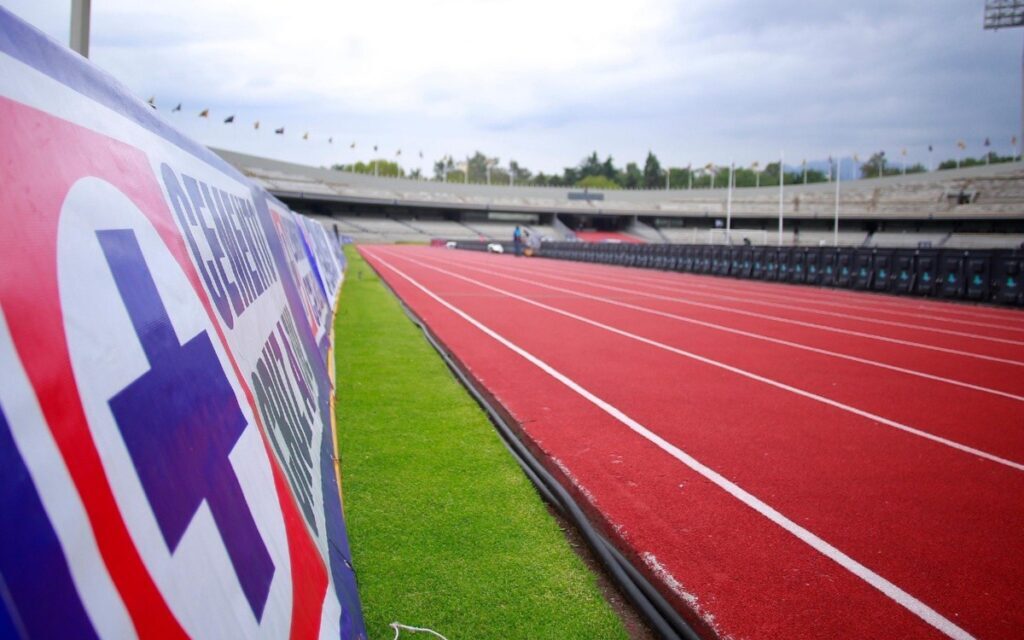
left=834, top=157, right=841, bottom=247
left=666, top=169, right=670, bottom=190
left=726, top=161, right=734, bottom=245
left=778, top=151, right=784, bottom=247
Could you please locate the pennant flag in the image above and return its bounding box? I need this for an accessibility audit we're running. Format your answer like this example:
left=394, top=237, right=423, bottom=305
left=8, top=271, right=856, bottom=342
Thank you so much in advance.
left=751, top=161, right=759, bottom=170
left=172, top=103, right=182, bottom=112
left=984, top=137, right=991, bottom=147
left=396, top=149, right=402, bottom=156
left=303, top=132, right=309, bottom=140
left=373, top=145, right=378, bottom=152
left=254, top=120, right=260, bottom=130
left=419, top=150, right=423, bottom=158
left=199, top=108, right=209, bottom=118
left=957, top=140, right=966, bottom=150
left=350, top=141, right=356, bottom=149
left=223, top=115, right=235, bottom=124
left=147, top=96, right=156, bottom=109
left=328, top=137, right=333, bottom=144
left=275, top=127, right=285, bottom=134
left=928, top=144, right=933, bottom=152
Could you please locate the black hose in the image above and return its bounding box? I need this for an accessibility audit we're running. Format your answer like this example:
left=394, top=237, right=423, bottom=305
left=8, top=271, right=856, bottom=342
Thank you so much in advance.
left=368, top=268, right=700, bottom=640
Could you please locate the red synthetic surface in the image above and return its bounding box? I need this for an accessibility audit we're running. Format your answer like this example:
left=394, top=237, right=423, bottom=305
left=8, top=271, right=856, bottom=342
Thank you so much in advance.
left=574, top=230, right=645, bottom=243
left=359, top=245, right=1024, bottom=640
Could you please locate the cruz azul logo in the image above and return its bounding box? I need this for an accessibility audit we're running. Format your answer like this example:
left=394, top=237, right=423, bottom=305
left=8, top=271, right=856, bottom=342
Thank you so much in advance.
left=57, top=177, right=294, bottom=636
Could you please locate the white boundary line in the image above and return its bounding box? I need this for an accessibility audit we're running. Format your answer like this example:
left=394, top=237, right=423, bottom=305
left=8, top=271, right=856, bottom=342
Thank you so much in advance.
left=554, top=262, right=1024, bottom=333
left=514, top=262, right=1024, bottom=346
left=441, top=252, right=1024, bottom=368
left=561, top=259, right=1024, bottom=326
left=411, top=251, right=1024, bottom=404
left=364, top=248, right=976, bottom=640
left=532, top=252, right=1024, bottom=327
left=379, top=249, right=1024, bottom=472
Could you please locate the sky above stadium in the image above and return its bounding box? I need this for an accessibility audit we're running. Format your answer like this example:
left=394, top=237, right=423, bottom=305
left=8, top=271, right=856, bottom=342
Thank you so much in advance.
left=4, top=0, right=1021, bottom=175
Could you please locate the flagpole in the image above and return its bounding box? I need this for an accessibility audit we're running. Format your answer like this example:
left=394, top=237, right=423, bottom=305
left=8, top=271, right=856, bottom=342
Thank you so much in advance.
left=834, top=157, right=841, bottom=247
left=778, top=151, right=784, bottom=247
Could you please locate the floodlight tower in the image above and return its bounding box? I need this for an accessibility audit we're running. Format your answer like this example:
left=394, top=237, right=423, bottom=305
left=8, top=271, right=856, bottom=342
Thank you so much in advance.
left=985, top=0, right=1024, bottom=160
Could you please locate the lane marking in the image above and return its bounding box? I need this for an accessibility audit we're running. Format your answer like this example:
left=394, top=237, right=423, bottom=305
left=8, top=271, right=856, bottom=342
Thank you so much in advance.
left=364, top=248, right=977, bottom=640
left=552, top=258, right=1024, bottom=326
left=411, top=251, right=1024, bottom=403
left=502, top=260, right=1024, bottom=346
left=435, top=251, right=1024, bottom=368
left=513, top=251, right=1024, bottom=326
left=543, top=261, right=1024, bottom=333
left=379, top=248, right=1024, bottom=472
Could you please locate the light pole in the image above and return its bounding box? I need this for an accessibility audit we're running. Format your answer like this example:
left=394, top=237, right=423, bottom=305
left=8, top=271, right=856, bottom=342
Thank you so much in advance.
left=984, top=1, right=1024, bottom=161
left=777, top=151, right=784, bottom=247
left=70, top=0, right=91, bottom=57
left=834, top=157, right=842, bottom=247
left=726, top=161, right=734, bottom=244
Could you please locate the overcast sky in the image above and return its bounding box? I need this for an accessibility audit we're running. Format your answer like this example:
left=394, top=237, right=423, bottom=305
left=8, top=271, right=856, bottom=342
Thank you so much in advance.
left=4, top=0, right=1021, bottom=174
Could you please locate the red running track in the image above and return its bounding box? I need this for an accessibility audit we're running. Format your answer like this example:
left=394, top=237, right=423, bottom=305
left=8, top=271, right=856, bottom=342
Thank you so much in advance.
left=359, top=244, right=1024, bottom=640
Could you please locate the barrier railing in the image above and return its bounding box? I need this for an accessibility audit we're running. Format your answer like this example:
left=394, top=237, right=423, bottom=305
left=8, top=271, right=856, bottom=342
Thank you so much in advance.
left=486, top=241, right=1023, bottom=306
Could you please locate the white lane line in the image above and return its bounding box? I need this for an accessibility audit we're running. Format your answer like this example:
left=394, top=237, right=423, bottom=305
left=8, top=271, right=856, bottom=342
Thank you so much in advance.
left=365, top=248, right=977, bottom=640
left=595, top=262, right=1024, bottom=326
left=523, top=255, right=1024, bottom=326
left=512, top=262, right=1024, bottom=346
left=380, top=249, right=1024, bottom=473
left=554, top=263, right=1024, bottom=333
left=410, top=252, right=1024, bottom=403
left=436, top=252, right=1024, bottom=368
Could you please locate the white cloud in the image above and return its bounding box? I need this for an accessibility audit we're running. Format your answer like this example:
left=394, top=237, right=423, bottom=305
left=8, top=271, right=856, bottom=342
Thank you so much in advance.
left=3, top=0, right=1021, bottom=174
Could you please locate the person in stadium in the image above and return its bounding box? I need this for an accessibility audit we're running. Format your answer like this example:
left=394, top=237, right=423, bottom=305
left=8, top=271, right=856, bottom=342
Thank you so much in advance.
left=513, top=225, right=523, bottom=256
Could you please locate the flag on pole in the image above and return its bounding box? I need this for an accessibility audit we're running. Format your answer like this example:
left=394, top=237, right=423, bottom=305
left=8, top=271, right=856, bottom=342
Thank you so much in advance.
left=928, top=144, right=933, bottom=152
left=172, top=103, right=182, bottom=112
left=303, top=132, right=309, bottom=140
left=373, top=145, right=378, bottom=152
left=275, top=127, right=284, bottom=134
left=253, top=120, right=260, bottom=130
left=199, top=108, right=209, bottom=118
left=328, top=137, right=333, bottom=144
left=957, top=140, right=966, bottom=150
left=901, top=148, right=906, bottom=157
left=396, top=149, right=401, bottom=156
left=419, top=150, right=423, bottom=158
left=1013, top=136, right=1018, bottom=146
left=350, top=141, right=356, bottom=149
left=223, top=115, right=234, bottom=124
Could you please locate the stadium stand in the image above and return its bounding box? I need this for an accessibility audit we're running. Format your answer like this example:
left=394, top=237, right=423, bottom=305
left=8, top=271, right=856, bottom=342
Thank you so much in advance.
left=213, top=149, right=1024, bottom=249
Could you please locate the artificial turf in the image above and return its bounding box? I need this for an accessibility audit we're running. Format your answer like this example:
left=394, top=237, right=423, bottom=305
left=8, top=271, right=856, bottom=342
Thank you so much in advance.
left=334, top=245, right=629, bottom=640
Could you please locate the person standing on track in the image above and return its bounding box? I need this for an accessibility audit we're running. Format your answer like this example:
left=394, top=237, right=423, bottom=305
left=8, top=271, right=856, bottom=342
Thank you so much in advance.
left=513, top=225, right=523, bottom=256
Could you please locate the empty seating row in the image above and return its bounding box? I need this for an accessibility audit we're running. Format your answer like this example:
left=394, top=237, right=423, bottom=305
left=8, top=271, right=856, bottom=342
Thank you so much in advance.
left=530, top=242, right=1023, bottom=307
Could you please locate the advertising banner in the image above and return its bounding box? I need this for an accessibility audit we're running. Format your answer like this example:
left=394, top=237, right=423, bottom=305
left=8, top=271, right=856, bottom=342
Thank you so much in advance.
left=0, top=8, right=365, bottom=638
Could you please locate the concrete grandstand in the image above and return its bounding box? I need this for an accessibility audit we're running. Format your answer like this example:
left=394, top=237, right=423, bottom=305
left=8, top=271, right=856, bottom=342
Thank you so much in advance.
left=214, top=148, right=1024, bottom=249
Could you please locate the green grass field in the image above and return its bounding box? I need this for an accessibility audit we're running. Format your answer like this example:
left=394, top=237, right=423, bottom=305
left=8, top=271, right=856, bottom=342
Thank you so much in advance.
left=334, top=245, right=628, bottom=639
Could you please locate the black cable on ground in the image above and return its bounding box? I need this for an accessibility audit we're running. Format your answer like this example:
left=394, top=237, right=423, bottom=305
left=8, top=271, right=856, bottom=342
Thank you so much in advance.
left=369, top=269, right=700, bottom=640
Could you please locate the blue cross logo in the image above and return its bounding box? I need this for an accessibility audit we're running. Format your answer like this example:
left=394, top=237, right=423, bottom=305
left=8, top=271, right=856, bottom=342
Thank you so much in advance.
left=98, top=229, right=274, bottom=620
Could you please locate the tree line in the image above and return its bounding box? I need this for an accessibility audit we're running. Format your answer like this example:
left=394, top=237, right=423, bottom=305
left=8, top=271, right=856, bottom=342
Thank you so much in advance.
left=333, top=149, right=1018, bottom=188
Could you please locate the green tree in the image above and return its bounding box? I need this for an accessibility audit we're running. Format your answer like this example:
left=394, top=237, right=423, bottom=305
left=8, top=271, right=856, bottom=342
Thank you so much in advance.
left=576, top=175, right=621, bottom=190
left=623, top=162, right=643, bottom=188
left=336, top=159, right=404, bottom=177
left=642, top=151, right=663, bottom=189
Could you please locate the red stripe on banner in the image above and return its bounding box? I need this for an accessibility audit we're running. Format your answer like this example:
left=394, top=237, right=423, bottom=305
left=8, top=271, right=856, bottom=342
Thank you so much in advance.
left=0, top=97, right=187, bottom=637
left=0, top=98, right=328, bottom=636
